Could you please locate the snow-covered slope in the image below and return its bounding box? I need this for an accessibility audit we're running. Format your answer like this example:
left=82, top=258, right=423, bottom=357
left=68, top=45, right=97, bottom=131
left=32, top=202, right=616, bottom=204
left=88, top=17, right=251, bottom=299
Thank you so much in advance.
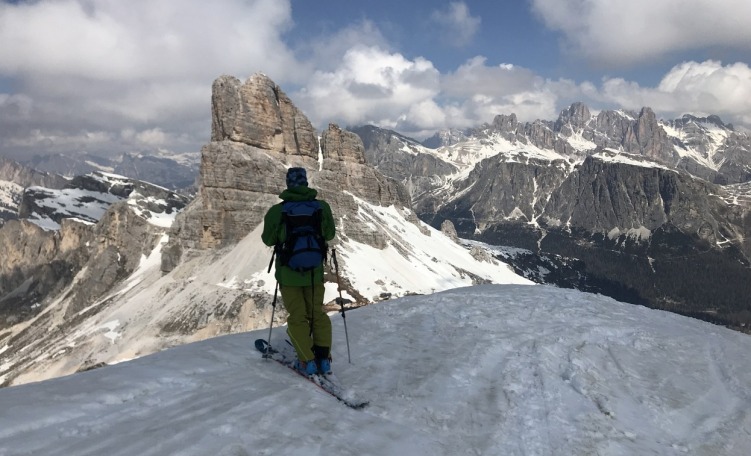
left=23, top=171, right=187, bottom=231
left=591, top=149, right=671, bottom=170
left=1, top=285, right=749, bottom=455
left=0, top=179, right=22, bottom=222
left=438, top=131, right=568, bottom=168
left=334, top=196, right=529, bottom=299
left=661, top=117, right=733, bottom=171
left=24, top=182, right=124, bottom=230
left=0, top=179, right=22, bottom=208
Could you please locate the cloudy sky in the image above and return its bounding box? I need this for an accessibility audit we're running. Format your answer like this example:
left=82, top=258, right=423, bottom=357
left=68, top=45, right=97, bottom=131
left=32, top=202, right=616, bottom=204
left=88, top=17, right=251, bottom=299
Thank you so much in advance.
left=0, top=0, right=750, bottom=159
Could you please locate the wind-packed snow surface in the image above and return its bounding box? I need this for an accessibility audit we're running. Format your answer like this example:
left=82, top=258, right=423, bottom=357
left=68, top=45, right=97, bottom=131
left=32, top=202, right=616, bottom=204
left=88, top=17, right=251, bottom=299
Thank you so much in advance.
left=1, top=285, right=750, bottom=456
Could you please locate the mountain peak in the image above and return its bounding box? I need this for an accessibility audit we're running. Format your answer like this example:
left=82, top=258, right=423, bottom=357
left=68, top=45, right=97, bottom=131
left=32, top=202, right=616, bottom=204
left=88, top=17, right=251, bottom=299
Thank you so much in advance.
left=210, top=73, right=319, bottom=157
left=678, top=113, right=732, bottom=130
left=556, top=102, right=592, bottom=129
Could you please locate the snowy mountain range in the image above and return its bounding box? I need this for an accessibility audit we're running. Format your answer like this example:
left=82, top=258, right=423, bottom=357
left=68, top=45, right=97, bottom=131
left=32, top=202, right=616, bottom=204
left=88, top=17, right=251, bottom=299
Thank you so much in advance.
left=20, top=171, right=189, bottom=231
left=20, top=151, right=200, bottom=192
left=358, top=104, right=751, bottom=190
left=351, top=106, right=751, bottom=330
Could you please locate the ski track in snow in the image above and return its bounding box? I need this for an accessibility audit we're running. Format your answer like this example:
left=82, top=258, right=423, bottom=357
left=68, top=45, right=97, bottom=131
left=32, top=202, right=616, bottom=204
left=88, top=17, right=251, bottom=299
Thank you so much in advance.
left=1, top=285, right=750, bottom=455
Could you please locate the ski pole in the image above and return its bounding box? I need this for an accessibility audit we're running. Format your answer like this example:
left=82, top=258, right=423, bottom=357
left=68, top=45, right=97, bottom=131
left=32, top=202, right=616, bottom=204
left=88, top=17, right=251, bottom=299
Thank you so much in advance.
left=264, top=281, right=279, bottom=358
left=262, top=248, right=279, bottom=357
left=331, top=249, right=352, bottom=363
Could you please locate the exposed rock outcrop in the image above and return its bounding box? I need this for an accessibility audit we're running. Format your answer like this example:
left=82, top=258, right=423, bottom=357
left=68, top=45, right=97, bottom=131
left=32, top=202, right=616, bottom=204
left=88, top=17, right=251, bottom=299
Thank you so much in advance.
left=0, top=157, right=69, bottom=227
left=543, top=155, right=726, bottom=241
left=441, top=219, right=459, bottom=243
left=211, top=74, right=319, bottom=157
left=164, top=74, right=411, bottom=270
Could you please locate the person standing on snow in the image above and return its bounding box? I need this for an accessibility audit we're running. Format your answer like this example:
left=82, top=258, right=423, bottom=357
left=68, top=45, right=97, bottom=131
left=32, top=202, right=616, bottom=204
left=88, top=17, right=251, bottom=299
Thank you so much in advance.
left=261, top=167, right=336, bottom=376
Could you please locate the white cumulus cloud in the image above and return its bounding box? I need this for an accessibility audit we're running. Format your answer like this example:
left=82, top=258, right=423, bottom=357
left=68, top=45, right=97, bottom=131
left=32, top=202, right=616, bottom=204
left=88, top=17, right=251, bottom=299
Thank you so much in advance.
left=0, top=0, right=299, bottom=157
left=294, top=46, right=441, bottom=130
left=598, top=60, right=751, bottom=127
left=442, top=57, right=545, bottom=99
left=296, top=53, right=751, bottom=141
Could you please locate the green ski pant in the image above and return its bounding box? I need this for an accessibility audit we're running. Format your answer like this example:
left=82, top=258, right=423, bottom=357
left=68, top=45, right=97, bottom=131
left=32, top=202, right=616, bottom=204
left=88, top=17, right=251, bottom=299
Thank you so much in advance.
left=280, top=284, right=331, bottom=362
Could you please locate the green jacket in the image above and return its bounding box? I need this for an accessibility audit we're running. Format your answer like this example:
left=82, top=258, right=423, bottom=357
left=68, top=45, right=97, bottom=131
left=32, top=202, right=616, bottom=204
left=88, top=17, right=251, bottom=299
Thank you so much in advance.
left=261, top=186, right=336, bottom=286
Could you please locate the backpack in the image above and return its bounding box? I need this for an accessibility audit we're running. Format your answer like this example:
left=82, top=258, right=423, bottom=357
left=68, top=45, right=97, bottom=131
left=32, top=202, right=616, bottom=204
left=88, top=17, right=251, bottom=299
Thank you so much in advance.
left=277, top=200, right=327, bottom=272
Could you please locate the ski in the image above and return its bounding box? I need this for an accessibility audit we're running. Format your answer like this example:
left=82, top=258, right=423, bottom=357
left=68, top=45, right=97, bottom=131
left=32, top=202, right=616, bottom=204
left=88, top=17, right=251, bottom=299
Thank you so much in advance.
left=254, top=339, right=369, bottom=410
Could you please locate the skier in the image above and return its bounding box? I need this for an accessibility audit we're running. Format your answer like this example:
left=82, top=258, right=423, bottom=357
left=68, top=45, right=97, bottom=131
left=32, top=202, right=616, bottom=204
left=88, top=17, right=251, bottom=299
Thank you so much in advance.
left=261, top=167, right=336, bottom=376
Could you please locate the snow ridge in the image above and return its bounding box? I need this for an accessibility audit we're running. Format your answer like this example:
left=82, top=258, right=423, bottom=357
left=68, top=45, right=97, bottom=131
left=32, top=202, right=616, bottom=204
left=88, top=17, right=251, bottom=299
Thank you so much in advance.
left=1, top=285, right=749, bottom=455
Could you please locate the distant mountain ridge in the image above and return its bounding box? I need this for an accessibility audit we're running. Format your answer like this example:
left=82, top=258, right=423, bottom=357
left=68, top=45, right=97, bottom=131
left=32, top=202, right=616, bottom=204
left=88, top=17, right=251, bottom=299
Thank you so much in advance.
left=20, top=171, right=189, bottom=231
left=349, top=104, right=751, bottom=330
left=415, top=103, right=751, bottom=184
left=0, top=151, right=198, bottom=228
left=14, top=151, right=200, bottom=193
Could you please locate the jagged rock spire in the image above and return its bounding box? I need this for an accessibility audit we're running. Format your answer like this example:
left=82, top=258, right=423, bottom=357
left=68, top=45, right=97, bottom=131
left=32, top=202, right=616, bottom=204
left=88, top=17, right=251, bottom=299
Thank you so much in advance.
left=163, top=73, right=411, bottom=269
left=211, top=74, right=319, bottom=158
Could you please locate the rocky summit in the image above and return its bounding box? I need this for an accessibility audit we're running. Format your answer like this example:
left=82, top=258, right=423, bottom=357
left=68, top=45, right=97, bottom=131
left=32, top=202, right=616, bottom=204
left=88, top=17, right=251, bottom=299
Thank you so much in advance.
left=163, top=73, right=410, bottom=268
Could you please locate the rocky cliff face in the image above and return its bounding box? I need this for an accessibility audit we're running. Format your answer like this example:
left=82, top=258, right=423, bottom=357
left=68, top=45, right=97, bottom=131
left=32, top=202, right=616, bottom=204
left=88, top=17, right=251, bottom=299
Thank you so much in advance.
left=426, top=156, right=571, bottom=235
left=0, top=180, right=22, bottom=227
left=0, top=220, right=79, bottom=326
left=0, top=156, right=68, bottom=190
left=353, top=105, right=751, bottom=329
left=164, top=74, right=411, bottom=270
left=542, top=156, right=727, bottom=239
left=0, top=173, right=189, bottom=330
left=419, top=149, right=751, bottom=326
left=348, top=125, right=457, bottom=217
left=663, top=114, right=751, bottom=185
left=0, top=157, right=69, bottom=227
left=211, top=74, right=319, bottom=155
